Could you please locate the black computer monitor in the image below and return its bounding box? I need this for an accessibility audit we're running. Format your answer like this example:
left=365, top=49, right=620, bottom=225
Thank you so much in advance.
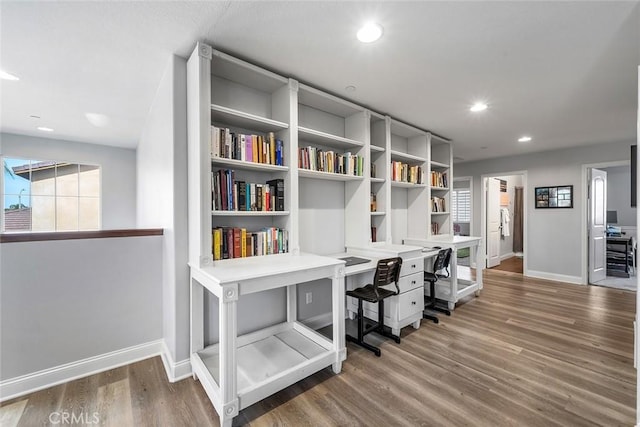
left=606, top=210, right=618, bottom=224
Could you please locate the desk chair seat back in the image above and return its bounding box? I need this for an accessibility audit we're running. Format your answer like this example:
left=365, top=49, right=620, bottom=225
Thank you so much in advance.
left=432, top=248, right=453, bottom=275
left=373, top=257, right=403, bottom=297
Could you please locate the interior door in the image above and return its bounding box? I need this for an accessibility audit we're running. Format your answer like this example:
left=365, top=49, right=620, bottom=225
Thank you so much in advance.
left=589, top=168, right=607, bottom=283
left=487, top=178, right=501, bottom=268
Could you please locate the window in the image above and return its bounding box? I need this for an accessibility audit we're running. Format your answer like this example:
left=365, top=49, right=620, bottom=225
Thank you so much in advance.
left=2, top=158, right=101, bottom=232
left=451, top=189, right=471, bottom=223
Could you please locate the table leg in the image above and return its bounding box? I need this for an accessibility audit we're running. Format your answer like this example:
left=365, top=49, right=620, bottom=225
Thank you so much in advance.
left=219, top=284, right=239, bottom=426
left=332, top=266, right=346, bottom=374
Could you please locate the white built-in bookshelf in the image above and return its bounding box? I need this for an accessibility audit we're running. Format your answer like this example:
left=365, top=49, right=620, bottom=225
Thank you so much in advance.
left=186, top=42, right=452, bottom=426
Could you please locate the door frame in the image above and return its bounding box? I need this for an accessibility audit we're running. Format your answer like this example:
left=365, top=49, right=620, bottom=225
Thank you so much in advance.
left=580, top=160, right=630, bottom=285
left=480, top=170, right=528, bottom=273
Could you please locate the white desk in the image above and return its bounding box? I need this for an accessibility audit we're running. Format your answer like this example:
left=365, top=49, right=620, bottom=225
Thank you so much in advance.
left=339, top=244, right=435, bottom=335
left=404, top=235, right=484, bottom=310
left=189, top=253, right=346, bottom=427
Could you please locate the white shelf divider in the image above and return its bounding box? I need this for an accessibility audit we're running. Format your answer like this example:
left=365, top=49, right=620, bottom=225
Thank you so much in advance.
left=298, top=169, right=364, bottom=182
left=211, top=104, right=289, bottom=132
left=298, top=126, right=364, bottom=150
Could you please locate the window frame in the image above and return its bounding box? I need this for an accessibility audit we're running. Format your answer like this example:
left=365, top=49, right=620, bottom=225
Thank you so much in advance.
left=452, top=188, right=471, bottom=223
left=1, top=156, right=102, bottom=232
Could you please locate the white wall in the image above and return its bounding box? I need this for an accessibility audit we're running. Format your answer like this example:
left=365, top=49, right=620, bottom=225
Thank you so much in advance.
left=605, top=165, right=636, bottom=226
left=455, top=140, right=634, bottom=282
left=1, top=133, right=136, bottom=229
left=0, top=235, right=163, bottom=382
left=136, top=55, right=190, bottom=367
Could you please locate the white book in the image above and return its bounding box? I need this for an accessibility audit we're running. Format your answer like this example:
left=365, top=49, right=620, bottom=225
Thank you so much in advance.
left=240, top=134, right=246, bottom=161
left=211, top=126, right=220, bottom=158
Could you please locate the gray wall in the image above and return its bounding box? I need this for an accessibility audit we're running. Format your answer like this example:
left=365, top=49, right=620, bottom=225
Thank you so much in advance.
left=0, top=235, right=163, bottom=380
left=136, top=55, right=190, bottom=363
left=455, top=140, right=634, bottom=280
left=605, top=165, right=636, bottom=226
left=1, top=133, right=136, bottom=229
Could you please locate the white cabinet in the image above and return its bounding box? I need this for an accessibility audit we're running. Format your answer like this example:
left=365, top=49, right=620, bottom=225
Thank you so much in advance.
left=186, top=41, right=454, bottom=426
left=187, top=43, right=346, bottom=427
left=346, top=244, right=425, bottom=335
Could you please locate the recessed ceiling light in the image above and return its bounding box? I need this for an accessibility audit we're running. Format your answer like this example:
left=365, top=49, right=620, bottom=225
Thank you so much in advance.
left=518, top=136, right=532, bottom=142
left=480, top=146, right=488, bottom=150
left=0, top=70, right=20, bottom=81
left=30, top=115, right=41, bottom=119
left=85, top=112, right=110, bottom=127
left=37, top=126, right=54, bottom=132
left=345, top=85, right=356, bottom=92
left=470, top=102, right=488, bottom=112
left=357, top=23, right=383, bottom=43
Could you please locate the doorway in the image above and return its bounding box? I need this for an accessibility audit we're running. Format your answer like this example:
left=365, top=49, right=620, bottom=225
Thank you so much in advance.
left=585, top=161, right=636, bottom=291
left=481, top=171, right=527, bottom=275
left=452, top=177, right=473, bottom=267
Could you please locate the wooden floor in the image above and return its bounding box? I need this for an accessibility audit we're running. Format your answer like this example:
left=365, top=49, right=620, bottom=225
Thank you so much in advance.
left=490, top=256, right=524, bottom=274
left=2, top=270, right=636, bottom=426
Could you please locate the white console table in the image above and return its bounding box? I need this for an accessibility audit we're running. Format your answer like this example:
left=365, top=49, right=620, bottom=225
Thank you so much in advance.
left=404, top=236, right=484, bottom=310
left=189, top=253, right=346, bottom=427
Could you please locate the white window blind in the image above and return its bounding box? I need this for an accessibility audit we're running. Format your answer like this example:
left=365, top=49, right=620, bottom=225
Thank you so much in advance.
left=452, top=189, right=471, bottom=222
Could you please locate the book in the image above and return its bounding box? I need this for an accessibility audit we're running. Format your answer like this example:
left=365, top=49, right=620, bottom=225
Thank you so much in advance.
left=238, top=181, right=246, bottom=211
left=233, top=227, right=241, bottom=258
left=213, top=228, right=222, bottom=260
left=222, top=228, right=229, bottom=259
left=266, top=179, right=284, bottom=211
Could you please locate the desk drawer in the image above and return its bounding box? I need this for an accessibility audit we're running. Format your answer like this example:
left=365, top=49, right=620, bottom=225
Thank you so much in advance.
left=400, top=256, right=423, bottom=277
left=396, top=287, right=424, bottom=319
left=382, top=271, right=423, bottom=294
left=347, top=287, right=424, bottom=323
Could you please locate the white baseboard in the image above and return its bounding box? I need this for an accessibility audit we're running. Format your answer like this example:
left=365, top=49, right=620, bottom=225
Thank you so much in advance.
left=500, top=252, right=515, bottom=261
left=525, top=269, right=583, bottom=285
left=160, top=341, right=192, bottom=383
left=301, top=312, right=333, bottom=331
left=0, top=340, right=163, bottom=402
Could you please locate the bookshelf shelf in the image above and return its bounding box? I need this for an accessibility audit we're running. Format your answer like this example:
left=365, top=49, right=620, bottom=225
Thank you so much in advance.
left=430, top=186, right=449, bottom=191
left=390, top=150, right=426, bottom=164
left=430, top=160, right=449, bottom=169
left=391, top=181, right=427, bottom=189
left=298, top=127, right=364, bottom=150
left=211, top=157, right=289, bottom=172
left=298, top=169, right=364, bottom=182
left=211, top=210, right=290, bottom=217
left=211, top=104, right=289, bottom=133
left=431, top=211, right=450, bottom=215
left=369, top=145, right=385, bottom=153
left=371, top=211, right=386, bottom=216
left=371, top=177, right=385, bottom=183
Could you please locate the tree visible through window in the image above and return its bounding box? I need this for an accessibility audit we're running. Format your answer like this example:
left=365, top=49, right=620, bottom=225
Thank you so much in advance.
left=451, top=189, right=471, bottom=223
left=2, top=158, right=101, bottom=232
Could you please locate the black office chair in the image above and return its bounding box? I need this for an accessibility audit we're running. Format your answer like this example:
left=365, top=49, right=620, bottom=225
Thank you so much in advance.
left=345, top=257, right=403, bottom=357
left=423, top=248, right=453, bottom=324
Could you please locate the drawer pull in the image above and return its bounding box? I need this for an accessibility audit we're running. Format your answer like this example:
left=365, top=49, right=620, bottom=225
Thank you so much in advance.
left=411, top=280, right=416, bottom=285
left=411, top=301, right=416, bottom=305
left=411, top=264, right=416, bottom=268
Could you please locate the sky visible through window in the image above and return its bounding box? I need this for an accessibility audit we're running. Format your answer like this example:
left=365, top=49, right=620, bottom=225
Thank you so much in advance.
left=3, top=158, right=32, bottom=208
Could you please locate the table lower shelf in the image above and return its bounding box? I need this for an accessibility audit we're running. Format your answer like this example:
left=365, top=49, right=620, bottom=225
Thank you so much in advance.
left=192, top=321, right=338, bottom=413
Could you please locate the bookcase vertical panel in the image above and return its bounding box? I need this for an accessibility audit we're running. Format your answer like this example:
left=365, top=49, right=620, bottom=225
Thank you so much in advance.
left=187, top=43, right=213, bottom=266
left=345, top=111, right=369, bottom=248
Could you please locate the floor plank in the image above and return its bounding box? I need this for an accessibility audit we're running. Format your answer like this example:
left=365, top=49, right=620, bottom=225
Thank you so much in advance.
left=1, top=269, right=635, bottom=426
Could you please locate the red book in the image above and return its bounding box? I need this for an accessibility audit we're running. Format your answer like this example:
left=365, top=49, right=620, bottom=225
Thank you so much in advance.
left=233, top=227, right=241, bottom=258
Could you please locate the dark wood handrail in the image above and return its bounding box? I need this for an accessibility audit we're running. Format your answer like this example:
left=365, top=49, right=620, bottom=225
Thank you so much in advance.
left=0, top=229, right=163, bottom=243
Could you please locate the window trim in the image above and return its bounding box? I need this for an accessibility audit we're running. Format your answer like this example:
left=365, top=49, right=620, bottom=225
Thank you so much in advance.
left=2, top=156, right=102, bottom=232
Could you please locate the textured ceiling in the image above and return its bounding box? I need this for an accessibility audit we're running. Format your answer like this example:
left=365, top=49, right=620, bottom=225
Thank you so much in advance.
left=1, top=1, right=638, bottom=163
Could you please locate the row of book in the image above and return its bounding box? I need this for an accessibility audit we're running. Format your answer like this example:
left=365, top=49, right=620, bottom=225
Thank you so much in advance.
left=391, top=161, right=424, bottom=184
left=212, top=227, right=288, bottom=260
left=298, top=147, right=364, bottom=176
left=431, top=196, right=446, bottom=212
left=430, top=222, right=440, bottom=235
left=212, top=170, right=284, bottom=211
left=430, top=171, right=448, bottom=188
left=211, top=127, right=284, bottom=166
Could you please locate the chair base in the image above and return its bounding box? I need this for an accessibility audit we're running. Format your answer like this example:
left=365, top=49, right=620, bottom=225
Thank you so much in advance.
left=345, top=299, right=401, bottom=357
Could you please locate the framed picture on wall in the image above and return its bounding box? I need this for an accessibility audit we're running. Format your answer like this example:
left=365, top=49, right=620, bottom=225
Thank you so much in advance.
left=535, top=185, right=573, bottom=209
